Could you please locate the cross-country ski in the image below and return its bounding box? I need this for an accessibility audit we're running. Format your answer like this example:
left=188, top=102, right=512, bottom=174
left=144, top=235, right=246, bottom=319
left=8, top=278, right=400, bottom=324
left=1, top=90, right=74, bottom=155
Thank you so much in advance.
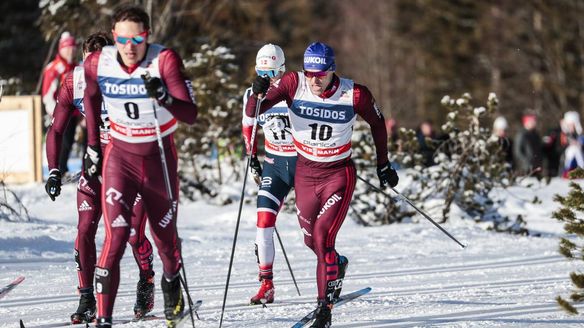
left=291, top=287, right=372, bottom=328
left=0, top=276, right=25, bottom=300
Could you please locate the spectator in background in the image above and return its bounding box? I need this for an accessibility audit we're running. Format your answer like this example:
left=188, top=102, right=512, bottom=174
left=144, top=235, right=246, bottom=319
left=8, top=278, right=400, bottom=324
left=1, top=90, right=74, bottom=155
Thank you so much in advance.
left=542, top=119, right=563, bottom=179
left=416, top=120, right=438, bottom=167
left=41, top=31, right=79, bottom=174
left=385, top=118, right=399, bottom=144
left=492, top=116, right=513, bottom=167
left=513, top=113, right=543, bottom=178
left=385, top=118, right=402, bottom=168
left=560, top=111, right=584, bottom=178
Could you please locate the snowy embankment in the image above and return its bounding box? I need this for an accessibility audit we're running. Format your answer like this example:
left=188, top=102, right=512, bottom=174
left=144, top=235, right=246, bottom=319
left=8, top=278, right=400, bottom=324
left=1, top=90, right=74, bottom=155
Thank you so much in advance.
left=1, top=178, right=584, bottom=327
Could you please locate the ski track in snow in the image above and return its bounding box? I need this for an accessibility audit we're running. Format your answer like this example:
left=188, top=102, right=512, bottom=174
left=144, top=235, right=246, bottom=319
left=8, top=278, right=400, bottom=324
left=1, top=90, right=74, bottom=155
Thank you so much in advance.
left=2, top=179, right=584, bottom=327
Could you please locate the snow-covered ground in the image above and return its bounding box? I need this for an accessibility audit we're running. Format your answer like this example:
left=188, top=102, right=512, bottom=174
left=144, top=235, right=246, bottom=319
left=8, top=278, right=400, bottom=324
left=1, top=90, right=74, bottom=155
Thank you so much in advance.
left=1, top=177, right=584, bottom=327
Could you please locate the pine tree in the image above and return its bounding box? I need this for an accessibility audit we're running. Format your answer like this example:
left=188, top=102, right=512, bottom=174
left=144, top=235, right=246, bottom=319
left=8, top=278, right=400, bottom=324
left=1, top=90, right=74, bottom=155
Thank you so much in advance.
left=175, top=44, right=243, bottom=202
left=351, top=122, right=419, bottom=225
left=553, top=168, right=584, bottom=314
left=351, top=93, right=525, bottom=233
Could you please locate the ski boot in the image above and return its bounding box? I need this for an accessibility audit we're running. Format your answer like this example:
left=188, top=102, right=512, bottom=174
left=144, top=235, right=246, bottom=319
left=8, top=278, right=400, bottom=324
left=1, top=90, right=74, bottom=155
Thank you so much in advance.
left=70, top=287, right=96, bottom=324
left=250, top=278, right=275, bottom=305
left=161, top=274, right=185, bottom=327
left=333, top=255, right=349, bottom=301
left=310, top=300, right=332, bottom=328
left=134, top=271, right=155, bottom=319
left=95, top=317, right=112, bottom=328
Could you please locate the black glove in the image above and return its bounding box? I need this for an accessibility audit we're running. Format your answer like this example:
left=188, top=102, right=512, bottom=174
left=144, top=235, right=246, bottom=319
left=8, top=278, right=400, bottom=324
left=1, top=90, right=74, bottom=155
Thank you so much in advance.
left=45, top=169, right=62, bottom=201
left=377, top=162, right=399, bottom=188
left=83, top=145, right=102, bottom=178
left=252, top=75, right=270, bottom=96
left=250, top=155, right=263, bottom=186
left=142, top=74, right=171, bottom=105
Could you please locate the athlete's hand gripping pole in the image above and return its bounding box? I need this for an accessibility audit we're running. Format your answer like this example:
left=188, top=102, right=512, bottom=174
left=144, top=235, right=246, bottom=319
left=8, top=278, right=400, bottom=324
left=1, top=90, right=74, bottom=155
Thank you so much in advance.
left=356, top=174, right=467, bottom=249
left=219, top=94, right=263, bottom=328
left=141, top=72, right=197, bottom=328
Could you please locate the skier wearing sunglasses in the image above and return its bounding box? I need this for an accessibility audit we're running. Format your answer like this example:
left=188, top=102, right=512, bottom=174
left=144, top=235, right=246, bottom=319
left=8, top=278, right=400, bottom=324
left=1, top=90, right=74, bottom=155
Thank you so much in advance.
left=45, top=31, right=157, bottom=324
left=246, top=41, right=398, bottom=328
left=242, top=44, right=297, bottom=305
left=82, top=5, right=198, bottom=327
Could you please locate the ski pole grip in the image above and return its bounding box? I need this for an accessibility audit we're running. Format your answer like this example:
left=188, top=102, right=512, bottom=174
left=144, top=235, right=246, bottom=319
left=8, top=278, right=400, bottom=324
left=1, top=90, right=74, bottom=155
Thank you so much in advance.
left=141, top=71, right=151, bottom=82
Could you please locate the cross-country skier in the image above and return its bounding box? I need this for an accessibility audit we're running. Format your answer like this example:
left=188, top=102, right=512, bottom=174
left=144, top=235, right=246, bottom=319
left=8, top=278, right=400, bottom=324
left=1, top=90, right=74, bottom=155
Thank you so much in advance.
left=81, top=6, right=198, bottom=327
left=242, top=44, right=296, bottom=305
left=246, top=42, right=398, bottom=328
left=45, top=32, right=156, bottom=323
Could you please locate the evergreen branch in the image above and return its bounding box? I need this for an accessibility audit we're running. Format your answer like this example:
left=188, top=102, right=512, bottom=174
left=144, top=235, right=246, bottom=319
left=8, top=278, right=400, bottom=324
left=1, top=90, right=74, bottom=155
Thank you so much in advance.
left=570, top=272, right=584, bottom=289
left=557, top=296, right=579, bottom=315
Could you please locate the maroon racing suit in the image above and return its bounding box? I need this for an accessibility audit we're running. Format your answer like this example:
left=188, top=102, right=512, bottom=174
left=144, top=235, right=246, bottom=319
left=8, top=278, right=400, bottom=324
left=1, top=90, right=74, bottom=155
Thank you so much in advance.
left=46, top=71, right=154, bottom=291
left=245, top=72, right=389, bottom=303
left=83, top=46, right=197, bottom=318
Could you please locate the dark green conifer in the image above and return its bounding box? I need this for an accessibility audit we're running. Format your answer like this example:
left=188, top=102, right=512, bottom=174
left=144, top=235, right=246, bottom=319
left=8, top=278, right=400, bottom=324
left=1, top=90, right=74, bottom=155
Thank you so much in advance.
left=553, top=168, right=584, bottom=314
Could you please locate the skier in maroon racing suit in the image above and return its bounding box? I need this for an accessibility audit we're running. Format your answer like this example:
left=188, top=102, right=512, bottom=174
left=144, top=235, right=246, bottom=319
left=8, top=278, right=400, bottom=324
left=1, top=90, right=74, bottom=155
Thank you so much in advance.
left=82, top=6, right=198, bottom=327
left=246, top=42, right=399, bottom=328
left=45, top=32, right=156, bottom=323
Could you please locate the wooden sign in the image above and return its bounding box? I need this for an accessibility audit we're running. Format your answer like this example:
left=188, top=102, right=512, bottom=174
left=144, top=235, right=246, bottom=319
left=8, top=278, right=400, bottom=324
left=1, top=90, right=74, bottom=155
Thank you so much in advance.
left=0, top=96, right=43, bottom=183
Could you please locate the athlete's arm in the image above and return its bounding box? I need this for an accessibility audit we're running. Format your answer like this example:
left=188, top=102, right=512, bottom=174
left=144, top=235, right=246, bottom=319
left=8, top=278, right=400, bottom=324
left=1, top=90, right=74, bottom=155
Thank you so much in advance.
left=242, top=88, right=259, bottom=155
left=159, top=49, right=198, bottom=124
left=354, top=84, right=389, bottom=166
left=83, top=51, right=103, bottom=148
left=245, top=71, right=297, bottom=118
left=46, top=72, right=75, bottom=170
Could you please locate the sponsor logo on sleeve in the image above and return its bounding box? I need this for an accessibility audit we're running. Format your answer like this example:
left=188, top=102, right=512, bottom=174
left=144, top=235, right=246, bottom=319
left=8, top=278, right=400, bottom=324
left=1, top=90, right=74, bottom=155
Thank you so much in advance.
left=372, top=98, right=382, bottom=118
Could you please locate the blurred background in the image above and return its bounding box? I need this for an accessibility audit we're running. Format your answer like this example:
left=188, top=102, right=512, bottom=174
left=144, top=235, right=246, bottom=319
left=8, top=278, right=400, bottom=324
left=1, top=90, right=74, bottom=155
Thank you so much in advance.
left=1, top=0, right=584, bottom=259
left=2, top=0, right=583, bottom=133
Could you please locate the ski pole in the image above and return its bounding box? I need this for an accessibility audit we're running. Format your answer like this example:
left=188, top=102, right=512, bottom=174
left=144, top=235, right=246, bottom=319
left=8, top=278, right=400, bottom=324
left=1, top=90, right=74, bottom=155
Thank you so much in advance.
left=274, top=226, right=301, bottom=296
left=62, top=170, right=82, bottom=184
left=141, top=73, right=197, bottom=327
left=219, top=95, right=263, bottom=328
left=356, top=174, right=466, bottom=249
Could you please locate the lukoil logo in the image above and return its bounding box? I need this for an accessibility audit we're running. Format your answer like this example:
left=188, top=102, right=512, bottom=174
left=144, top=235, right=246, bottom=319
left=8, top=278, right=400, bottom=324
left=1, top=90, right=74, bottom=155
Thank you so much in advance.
left=317, top=194, right=342, bottom=218
left=304, top=56, right=327, bottom=64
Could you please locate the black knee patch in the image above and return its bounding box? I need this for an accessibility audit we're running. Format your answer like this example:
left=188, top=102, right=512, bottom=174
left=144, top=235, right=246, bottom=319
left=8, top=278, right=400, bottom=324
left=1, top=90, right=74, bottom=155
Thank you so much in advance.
left=95, top=267, right=111, bottom=294
left=74, top=249, right=82, bottom=271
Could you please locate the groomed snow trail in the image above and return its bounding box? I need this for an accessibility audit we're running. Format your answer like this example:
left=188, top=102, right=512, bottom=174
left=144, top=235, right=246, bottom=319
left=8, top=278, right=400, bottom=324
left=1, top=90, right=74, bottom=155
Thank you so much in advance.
left=1, top=179, right=584, bottom=327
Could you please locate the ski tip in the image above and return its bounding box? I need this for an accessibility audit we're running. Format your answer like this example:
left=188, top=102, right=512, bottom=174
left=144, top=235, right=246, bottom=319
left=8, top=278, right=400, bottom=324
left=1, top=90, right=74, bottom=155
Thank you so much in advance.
left=16, top=276, right=25, bottom=283
left=19, top=319, right=25, bottom=328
